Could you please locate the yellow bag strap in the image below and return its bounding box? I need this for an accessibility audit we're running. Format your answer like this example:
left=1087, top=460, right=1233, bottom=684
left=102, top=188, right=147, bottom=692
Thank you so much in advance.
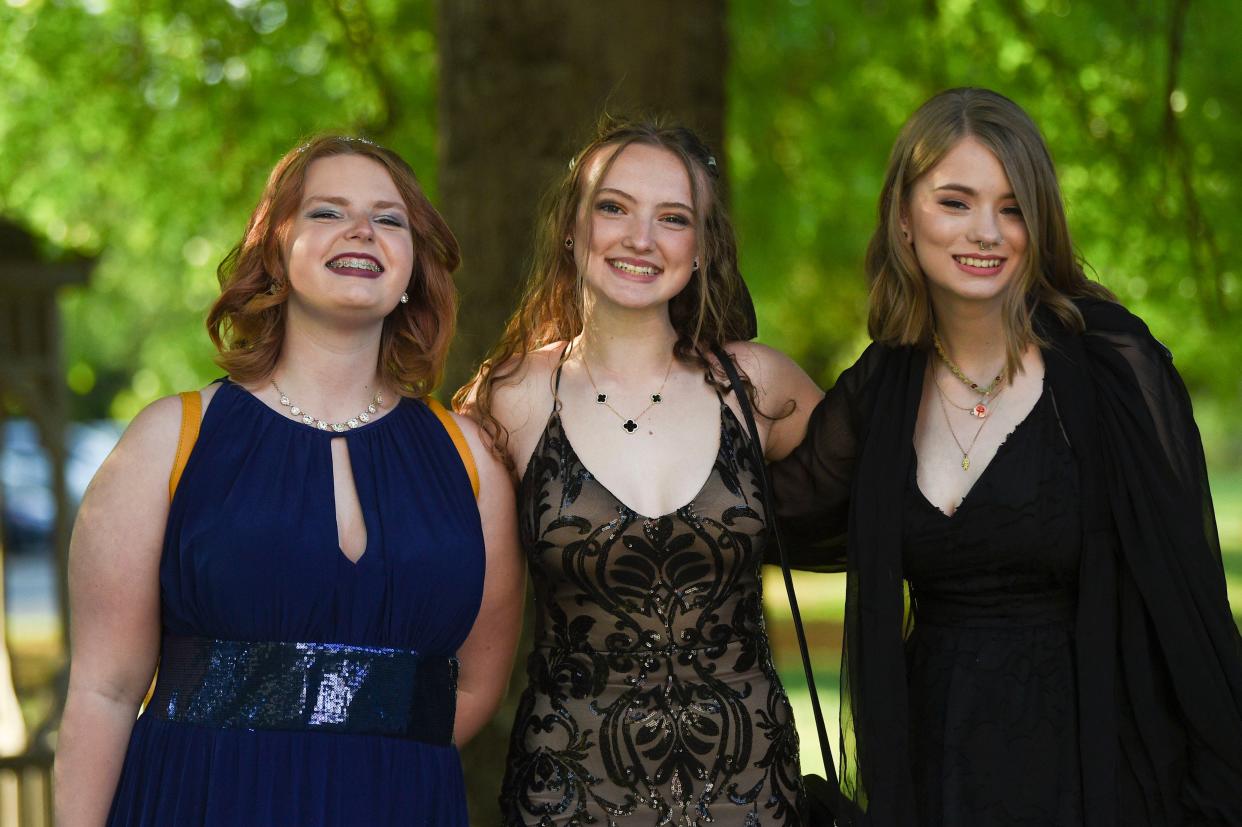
left=425, top=397, right=480, bottom=499
left=169, top=390, right=202, bottom=501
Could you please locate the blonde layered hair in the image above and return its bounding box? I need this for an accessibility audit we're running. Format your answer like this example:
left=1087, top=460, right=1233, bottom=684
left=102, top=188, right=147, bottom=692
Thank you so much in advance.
left=207, top=135, right=461, bottom=396
left=456, top=115, right=757, bottom=463
left=866, top=87, right=1113, bottom=376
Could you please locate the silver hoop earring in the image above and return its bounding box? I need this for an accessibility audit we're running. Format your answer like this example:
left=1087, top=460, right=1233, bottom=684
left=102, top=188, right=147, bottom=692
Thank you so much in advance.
left=399, top=292, right=409, bottom=304
left=564, top=237, right=574, bottom=250
left=692, top=258, right=700, bottom=271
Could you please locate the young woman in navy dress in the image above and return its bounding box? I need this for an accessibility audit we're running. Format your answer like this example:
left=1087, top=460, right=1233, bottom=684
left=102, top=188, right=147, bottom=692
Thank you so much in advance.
left=56, top=136, right=523, bottom=826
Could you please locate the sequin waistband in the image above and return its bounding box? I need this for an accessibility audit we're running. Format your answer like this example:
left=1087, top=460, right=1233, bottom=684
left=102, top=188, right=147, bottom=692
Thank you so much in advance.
left=149, top=635, right=458, bottom=745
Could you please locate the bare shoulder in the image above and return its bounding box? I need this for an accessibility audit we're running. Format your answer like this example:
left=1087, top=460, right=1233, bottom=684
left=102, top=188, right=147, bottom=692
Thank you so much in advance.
left=721, top=340, right=820, bottom=400
left=445, top=410, right=515, bottom=521
left=720, top=341, right=823, bottom=459
left=117, top=394, right=190, bottom=463
left=446, top=410, right=500, bottom=475
left=95, top=384, right=221, bottom=493
left=484, top=343, right=564, bottom=433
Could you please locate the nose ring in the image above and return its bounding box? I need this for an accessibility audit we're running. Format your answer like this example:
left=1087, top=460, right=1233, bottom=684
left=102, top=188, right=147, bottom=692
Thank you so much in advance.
left=979, top=241, right=995, bottom=252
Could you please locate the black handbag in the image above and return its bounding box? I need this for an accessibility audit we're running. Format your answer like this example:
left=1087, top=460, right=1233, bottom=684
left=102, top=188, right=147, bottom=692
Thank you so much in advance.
left=712, top=346, right=852, bottom=827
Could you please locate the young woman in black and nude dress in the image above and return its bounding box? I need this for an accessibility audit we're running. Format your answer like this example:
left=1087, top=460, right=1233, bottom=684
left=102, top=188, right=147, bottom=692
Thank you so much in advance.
left=458, top=118, right=823, bottom=826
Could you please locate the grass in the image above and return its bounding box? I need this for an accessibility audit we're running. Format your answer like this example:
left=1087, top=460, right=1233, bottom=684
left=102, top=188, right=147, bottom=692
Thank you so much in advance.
left=780, top=671, right=840, bottom=777
left=1211, top=468, right=1242, bottom=620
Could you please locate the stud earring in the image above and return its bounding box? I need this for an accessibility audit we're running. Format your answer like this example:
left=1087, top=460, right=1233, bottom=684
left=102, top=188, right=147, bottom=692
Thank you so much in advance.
left=564, top=237, right=574, bottom=250
left=399, top=292, right=409, bottom=304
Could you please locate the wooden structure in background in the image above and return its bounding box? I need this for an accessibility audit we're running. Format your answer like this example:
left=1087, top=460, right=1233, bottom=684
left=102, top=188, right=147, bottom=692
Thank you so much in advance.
left=0, top=218, right=93, bottom=826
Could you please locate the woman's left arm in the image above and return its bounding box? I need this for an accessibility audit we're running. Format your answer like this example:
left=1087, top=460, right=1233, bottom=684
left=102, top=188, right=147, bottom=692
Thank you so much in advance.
left=450, top=413, right=524, bottom=747
left=724, top=341, right=824, bottom=461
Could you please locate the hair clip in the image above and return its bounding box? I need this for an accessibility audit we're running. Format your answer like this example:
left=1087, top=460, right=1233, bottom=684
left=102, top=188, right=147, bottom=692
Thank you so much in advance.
left=706, top=155, right=717, bottom=169
left=297, top=135, right=378, bottom=153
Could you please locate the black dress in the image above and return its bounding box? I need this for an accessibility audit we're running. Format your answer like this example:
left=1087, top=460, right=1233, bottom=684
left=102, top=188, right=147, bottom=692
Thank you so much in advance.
left=499, top=382, right=804, bottom=826
left=770, top=300, right=1242, bottom=826
left=903, top=388, right=1083, bottom=825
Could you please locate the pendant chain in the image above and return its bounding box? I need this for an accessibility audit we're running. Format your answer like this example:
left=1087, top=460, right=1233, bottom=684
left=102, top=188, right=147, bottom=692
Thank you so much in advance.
left=270, top=378, right=384, bottom=433
left=582, top=351, right=675, bottom=434
left=933, top=374, right=1008, bottom=418
left=933, top=376, right=1002, bottom=471
left=932, top=331, right=1004, bottom=395
left=932, top=331, right=1007, bottom=418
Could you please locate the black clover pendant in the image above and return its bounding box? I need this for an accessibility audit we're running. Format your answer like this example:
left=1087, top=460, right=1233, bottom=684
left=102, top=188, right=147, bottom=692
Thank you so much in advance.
left=595, top=393, right=608, bottom=404
left=651, top=393, right=662, bottom=404
left=622, top=419, right=638, bottom=433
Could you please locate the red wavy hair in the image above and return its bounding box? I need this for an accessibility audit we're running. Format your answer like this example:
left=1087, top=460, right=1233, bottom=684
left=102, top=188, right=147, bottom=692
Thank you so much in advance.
left=206, top=135, right=460, bottom=396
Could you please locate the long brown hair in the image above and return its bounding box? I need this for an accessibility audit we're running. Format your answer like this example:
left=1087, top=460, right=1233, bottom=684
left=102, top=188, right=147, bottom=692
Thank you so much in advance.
left=206, top=135, right=461, bottom=396
left=456, top=115, right=757, bottom=461
left=866, top=87, right=1113, bottom=376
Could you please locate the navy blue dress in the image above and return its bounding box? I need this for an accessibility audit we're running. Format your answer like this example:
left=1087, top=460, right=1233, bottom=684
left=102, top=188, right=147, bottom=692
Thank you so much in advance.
left=107, top=379, right=484, bottom=826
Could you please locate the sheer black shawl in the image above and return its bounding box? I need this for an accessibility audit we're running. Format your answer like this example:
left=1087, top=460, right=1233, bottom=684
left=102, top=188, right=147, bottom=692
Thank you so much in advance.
left=771, top=299, right=1242, bottom=826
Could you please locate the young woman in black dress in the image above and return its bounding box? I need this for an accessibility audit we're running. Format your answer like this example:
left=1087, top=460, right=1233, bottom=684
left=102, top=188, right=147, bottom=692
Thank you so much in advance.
left=772, top=87, right=1242, bottom=826
left=459, top=117, right=823, bottom=826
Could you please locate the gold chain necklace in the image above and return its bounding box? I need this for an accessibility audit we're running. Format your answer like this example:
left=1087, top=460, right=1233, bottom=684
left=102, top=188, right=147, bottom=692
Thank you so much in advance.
left=932, top=331, right=1004, bottom=417
left=933, top=374, right=1008, bottom=420
left=270, top=379, right=384, bottom=433
left=933, top=377, right=1000, bottom=471
left=581, top=352, right=674, bottom=434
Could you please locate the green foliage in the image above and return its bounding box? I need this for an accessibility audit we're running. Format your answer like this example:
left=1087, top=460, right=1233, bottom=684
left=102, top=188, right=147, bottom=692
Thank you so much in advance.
left=1, top=0, right=1238, bottom=467
left=728, top=0, right=1242, bottom=461
left=0, top=0, right=438, bottom=420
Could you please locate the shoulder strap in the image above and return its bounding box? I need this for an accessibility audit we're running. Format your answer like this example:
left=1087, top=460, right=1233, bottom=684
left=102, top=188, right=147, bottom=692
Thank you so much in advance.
left=550, top=340, right=572, bottom=412
left=426, top=397, right=480, bottom=499
left=169, top=390, right=202, bottom=501
left=710, top=345, right=843, bottom=812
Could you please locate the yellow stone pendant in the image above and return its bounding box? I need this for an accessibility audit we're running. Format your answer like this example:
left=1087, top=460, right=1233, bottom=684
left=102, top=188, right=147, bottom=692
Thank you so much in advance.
left=961, top=455, right=970, bottom=471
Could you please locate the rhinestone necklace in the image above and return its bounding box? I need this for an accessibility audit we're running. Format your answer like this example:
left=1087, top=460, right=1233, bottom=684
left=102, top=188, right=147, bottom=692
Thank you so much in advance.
left=581, top=351, right=674, bottom=434
left=270, top=379, right=383, bottom=433
left=933, top=377, right=1002, bottom=471
left=932, top=331, right=1005, bottom=416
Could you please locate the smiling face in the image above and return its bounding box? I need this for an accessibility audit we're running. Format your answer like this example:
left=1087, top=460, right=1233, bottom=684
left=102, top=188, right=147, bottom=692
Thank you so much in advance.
left=284, top=154, right=414, bottom=323
left=902, top=135, right=1029, bottom=311
left=572, top=143, right=700, bottom=313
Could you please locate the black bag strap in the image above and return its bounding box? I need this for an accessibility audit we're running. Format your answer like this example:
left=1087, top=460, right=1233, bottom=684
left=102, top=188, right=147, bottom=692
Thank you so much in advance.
left=710, top=346, right=842, bottom=811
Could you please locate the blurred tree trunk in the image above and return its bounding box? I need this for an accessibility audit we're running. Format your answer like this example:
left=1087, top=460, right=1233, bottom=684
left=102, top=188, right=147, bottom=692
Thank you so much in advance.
left=436, top=2, right=726, bottom=821
left=438, top=0, right=726, bottom=391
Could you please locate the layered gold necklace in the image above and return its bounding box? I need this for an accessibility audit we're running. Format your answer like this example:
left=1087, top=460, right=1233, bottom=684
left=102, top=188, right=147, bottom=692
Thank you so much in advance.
left=930, top=333, right=1008, bottom=471
left=932, top=331, right=1004, bottom=418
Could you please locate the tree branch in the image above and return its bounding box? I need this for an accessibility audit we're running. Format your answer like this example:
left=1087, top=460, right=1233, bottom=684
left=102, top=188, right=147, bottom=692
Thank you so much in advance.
left=1163, top=0, right=1226, bottom=318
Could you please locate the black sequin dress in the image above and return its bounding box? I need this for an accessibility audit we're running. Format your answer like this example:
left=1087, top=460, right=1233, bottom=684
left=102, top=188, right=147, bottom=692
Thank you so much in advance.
left=499, top=383, right=804, bottom=826
left=903, top=387, right=1084, bottom=826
